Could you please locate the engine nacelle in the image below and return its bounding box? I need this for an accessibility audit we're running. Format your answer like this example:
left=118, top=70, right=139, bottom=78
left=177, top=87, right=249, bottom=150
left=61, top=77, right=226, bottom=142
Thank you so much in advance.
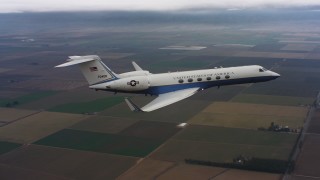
left=118, top=71, right=151, bottom=78
left=107, top=76, right=149, bottom=91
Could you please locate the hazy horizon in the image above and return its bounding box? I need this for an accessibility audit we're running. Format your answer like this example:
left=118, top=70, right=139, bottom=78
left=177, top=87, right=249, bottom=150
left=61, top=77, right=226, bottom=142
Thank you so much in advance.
left=1, top=0, right=320, bottom=13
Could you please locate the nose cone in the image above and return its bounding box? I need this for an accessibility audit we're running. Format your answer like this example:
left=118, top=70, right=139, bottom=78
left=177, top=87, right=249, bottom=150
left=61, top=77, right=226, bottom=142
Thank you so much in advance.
left=270, top=71, right=280, bottom=79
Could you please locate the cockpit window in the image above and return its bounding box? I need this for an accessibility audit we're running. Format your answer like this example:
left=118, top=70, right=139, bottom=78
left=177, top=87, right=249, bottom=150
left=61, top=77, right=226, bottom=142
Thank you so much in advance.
left=259, top=67, right=268, bottom=72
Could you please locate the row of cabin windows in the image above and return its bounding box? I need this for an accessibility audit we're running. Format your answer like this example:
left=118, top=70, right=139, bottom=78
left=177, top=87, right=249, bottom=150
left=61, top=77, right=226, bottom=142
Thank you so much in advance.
left=178, top=75, right=230, bottom=83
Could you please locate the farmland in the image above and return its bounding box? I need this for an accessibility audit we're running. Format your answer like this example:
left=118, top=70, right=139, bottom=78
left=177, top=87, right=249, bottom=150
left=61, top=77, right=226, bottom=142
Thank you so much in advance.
left=189, top=102, right=307, bottom=129
left=35, top=129, right=165, bottom=157
left=0, top=141, right=21, bottom=155
left=151, top=125, right=297, bottom=163
left=49, top=96, right=124, bottom=114
left=0, top=111, right=87, bottom=143
left=0, top=10, right=319, bottom=179
left=231, top=94, right=314, bottom=106
left=0, top=145, right=138, bottom=180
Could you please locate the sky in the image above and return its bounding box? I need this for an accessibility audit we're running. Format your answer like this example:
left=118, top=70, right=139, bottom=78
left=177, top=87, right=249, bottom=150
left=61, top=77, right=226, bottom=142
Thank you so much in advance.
left=1, top=0, right=320, bottom=13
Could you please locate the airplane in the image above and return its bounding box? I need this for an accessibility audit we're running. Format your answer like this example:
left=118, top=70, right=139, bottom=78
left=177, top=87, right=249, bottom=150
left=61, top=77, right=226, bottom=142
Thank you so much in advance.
left=56, top=55, right=280, bottom=112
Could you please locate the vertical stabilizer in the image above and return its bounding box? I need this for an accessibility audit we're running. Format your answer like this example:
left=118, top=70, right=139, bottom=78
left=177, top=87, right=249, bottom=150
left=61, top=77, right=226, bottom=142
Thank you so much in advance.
left=55, top=55, right=119, bottom=85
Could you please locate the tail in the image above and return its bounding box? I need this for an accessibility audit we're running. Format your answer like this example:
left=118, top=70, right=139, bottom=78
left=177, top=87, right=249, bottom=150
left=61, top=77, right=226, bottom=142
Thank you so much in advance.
left=55, top=55, right=119, bottom=85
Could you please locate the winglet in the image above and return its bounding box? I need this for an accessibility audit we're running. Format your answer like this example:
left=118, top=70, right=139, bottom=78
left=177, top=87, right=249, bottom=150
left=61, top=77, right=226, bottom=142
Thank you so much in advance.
left=132, top=61, right=143, bottom=71
left=125, top=97, right=143, bottom=112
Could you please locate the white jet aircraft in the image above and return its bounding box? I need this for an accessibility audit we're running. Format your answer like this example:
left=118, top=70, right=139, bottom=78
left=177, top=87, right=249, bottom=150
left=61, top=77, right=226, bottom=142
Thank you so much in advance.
left=56, top=55, right=280, bottom=112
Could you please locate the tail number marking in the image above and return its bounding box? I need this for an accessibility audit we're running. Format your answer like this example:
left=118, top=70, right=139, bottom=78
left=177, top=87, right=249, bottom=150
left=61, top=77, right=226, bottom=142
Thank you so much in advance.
left=98, top=75, right=108, bottom=78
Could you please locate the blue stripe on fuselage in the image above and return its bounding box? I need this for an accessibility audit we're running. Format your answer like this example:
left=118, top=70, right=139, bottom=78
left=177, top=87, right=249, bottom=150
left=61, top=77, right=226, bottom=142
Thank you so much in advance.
left=146, top=75, right=276, bottom=95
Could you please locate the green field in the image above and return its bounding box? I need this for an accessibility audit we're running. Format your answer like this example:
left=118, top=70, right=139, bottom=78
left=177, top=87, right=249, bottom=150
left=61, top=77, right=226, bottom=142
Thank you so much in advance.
left=70, top=116, right=140, bottom=134
left=0, top=141, right=21, bottom=155
left=0, top=91, right=57, bottom=107
left=35, top=129, right=163, bottom=157
left=49, top=96, right=124, bottom=114
left=151, top=125, right=297, bottom=163
left=231, top=94, right=314, bottom=106
left=174, top=125, right=297, bottom=147
left=151, top=139, right=293, bottom=163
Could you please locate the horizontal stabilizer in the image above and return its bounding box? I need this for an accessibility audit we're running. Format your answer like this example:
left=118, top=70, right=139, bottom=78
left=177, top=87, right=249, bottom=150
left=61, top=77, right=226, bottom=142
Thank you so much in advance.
left=55, top=55, right=99, bottom=68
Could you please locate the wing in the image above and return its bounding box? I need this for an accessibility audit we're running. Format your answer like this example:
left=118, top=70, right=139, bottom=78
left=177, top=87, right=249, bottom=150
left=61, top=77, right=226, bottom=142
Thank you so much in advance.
left=125, top=87, right=201, bottom=112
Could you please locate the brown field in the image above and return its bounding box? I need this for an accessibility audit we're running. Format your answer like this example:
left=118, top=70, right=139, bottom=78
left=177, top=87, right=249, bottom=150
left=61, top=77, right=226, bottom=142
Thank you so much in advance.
left=189, top=102, right=307, bottom=129
left=157, top=163, right=226, bottom=180
left=0, top=108, right=37, bottom=123
left=0, top=164, right=71, bottom=180
left=290, top=176, right=317, bottom=180
left=70, top=115, right=140, bottom=134
left=307, top=109, right=320, bottom=134
left=231, top=94, right=314, bottom=106
left=203, top=102, right=307, bottom=117
left=117, top=159, right=174, bottom=180
left=189, top=112, right=304, bottom=129
left=294, top=135, right=320, bottom=177
left=0, top=111, right=87, bottom=143
left=281, top=44, right=317, bottom=52
left=213, top=169, right=282, bottom=180
left=189, top=85, right=245, bottom=102
left=0, top=145, right=139, bottom=180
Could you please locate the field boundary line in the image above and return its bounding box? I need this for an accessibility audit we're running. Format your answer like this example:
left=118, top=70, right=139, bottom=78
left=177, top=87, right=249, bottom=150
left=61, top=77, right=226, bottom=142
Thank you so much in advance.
left=0, top=110, right=42, bottom=127
left=209, top=168, right=230, bottom=180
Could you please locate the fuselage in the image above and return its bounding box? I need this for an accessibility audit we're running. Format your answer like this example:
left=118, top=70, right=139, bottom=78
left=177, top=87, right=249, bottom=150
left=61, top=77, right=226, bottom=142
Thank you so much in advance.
left=90, top=65, right=280, bottom=95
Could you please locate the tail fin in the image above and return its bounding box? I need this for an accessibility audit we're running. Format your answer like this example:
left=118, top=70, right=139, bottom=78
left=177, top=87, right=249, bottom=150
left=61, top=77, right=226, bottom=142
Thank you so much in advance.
left=55, top=55, right=119, bottom=85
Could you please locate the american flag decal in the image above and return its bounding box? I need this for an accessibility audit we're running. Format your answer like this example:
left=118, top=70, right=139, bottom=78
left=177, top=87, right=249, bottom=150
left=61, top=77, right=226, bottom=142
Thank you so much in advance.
left=89, top=67, right=98, bottom=72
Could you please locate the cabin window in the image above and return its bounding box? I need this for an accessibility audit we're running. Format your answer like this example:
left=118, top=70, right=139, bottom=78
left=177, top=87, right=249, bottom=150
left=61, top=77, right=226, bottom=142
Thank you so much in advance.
left=206, top=77, right=211, bottom=81
left=197, top=78, right=202, bottom=81
left=188, top=78, right=193, bottom=82
left=216, top=76, right=221, bottom=80
left=225, top=75, right=230, bottom=79
left=259, top=68, right=264, bottom=72
left=178, top=79, right=184, bottom=83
